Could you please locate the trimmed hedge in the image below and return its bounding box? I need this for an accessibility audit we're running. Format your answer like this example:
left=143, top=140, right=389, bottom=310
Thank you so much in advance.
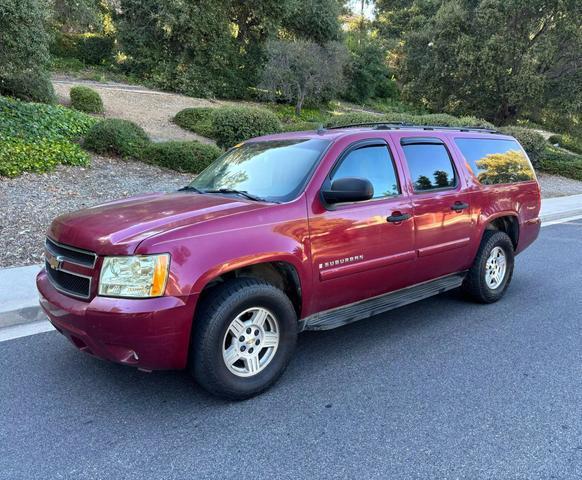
left=83, top=119, right=149, bottom=158
left=174, top=107, right=214, bottom=138
left=538, top=147, right=582, bottom=181
left=210, top=106, right=282, bottom=148
left=0, top=72, right=56, bottom=104
left=141, top=141, right=222, bottom=173
left=499, top=126, right=546, bottom=168
left=70, top=86, right=104, bottom=113
left=325, top=111, right=494, bottom=129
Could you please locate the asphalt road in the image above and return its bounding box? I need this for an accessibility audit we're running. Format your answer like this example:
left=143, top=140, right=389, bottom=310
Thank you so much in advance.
left=1, top=222, right=581, bottom=480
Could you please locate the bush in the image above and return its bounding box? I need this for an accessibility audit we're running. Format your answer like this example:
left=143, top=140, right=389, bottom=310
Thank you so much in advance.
left=325, top=111, right=383, bottom=127
left=548, top=134, right=562, bottom=145
left=70, top=86, right=104, bottom=113
left=546, top=134, right=582, bottom=155
left=281, top=121, right=320, bottom=132
left=499, top=126, right=546, bottom=168
left=538, top=147, right=582, bottom=181
left=51, top=33, right=114, bottom=65
left=83, top=119, right=149, bottom=158
left=75, top=34, right=115, bottom=65
left=0, top=135, right=89, bottom=177
left=0, top=96, right=95, bottom=140
left=210, top=106, right=282, bottom=148
left=174, top=108, right=214, bottom=138
left=0, top=72, right=56, bottom=104
left=141, top=141, right=222, bottom=173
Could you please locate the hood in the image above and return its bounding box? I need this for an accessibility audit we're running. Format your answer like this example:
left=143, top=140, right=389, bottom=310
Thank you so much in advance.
left=48, top=192, right=269, bottom=255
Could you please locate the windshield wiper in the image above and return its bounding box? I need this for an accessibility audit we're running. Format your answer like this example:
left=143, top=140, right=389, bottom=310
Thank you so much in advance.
left=178, top=185, right=205, bottom=194
left=203, top=188, right=268, bottom=202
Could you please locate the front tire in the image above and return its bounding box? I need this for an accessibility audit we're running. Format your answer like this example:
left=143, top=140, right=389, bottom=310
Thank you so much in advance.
left=462, top=230, right=515, bottom=303
left=190, top=277, right=298, bottom=400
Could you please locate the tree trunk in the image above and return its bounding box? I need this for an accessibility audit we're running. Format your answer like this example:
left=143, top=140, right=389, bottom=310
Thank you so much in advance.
left=295, top=92, right=305, bottom=116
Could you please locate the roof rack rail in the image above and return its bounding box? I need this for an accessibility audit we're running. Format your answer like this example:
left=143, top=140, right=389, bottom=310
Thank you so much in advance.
left=326, top=122, right=499, bottom=134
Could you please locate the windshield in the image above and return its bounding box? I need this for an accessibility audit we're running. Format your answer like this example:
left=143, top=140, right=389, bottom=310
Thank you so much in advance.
left=188, top=138, right=330, bottom=202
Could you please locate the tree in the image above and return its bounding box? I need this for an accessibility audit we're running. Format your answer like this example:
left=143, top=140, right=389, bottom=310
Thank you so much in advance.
left=283, top=0, right=343, bottom=44
left=0, top=0, right=55, bottom=102
left=476, top=150, right=535, bottom=184
left=116, top=0, right=239, bottom=97
left=50, top=0, right=102, bottom=32
left=261, top=40, right=348, bottom=115
left=0, top=0, right=51, bottom=77
left=376, top=0, right=582, bottom=124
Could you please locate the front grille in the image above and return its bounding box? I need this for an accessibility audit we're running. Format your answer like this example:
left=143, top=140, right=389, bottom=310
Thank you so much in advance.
left=45, top=237, right=96, bottom=299
left=45, top=237, right=96, bottom=267
left=45, top=261, right=92, bottom=299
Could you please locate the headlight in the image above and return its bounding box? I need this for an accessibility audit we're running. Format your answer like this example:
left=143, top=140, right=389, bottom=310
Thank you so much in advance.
left=98, top=254, right=170, bottom=298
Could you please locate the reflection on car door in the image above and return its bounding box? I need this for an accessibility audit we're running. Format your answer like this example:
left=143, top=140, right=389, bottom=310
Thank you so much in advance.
left=308, top=140, right=416, bottom=313
left=397, top=136, right=474, bottom=284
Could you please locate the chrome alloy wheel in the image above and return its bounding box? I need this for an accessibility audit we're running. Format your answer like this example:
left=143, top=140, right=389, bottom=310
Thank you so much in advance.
left=485, top=246, right=507, bottom=290
left=222, top=307, right=280, bottom=377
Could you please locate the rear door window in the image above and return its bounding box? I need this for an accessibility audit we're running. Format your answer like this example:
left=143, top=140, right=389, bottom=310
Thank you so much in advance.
left=454, top=138, right=535, bottom=185
left=401, top=141, right=457, bottom=192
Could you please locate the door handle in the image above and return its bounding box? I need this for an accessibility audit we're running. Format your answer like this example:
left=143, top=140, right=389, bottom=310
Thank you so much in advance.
left=451, top=202, right=469, bottom=211
left=387, top=212, right=412, bottom=223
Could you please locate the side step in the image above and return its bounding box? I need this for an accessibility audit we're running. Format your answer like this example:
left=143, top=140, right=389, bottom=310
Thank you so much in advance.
left=301, top=272, right=466, bottom=331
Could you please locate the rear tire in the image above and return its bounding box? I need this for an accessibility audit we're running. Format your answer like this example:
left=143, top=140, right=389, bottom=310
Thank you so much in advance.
left=190, top=277, right=298, bottom=400
left=462, top=230, right=514, bottom=303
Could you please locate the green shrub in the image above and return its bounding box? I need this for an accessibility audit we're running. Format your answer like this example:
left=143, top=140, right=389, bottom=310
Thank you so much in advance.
left=70, top=86, right=104, bottom=113
left=141, top=141, right=222, bottom=173
left=0, top=135, right=89, bottom=177
left=83, top=119, right=149, bottom=158
left=538, top=147, right=582, bottom=181
left=210, top=106, right=282, bottom=148
left=325, top=111, right=382, bottom=127
left=174, top=108, right=214, bottom=138
left=75, top=34, right=115, bottom=65
left=0, top=96, right=95, bottom=140
left=281, top=121, right=320, bottom=132
left=50, top=33, right=114, bottom=65
left=499, top=126, right=546, bottom=168
left=0, top=72, right=56, bottom=104
left=548, top=134, right=562, bottom=145
left=550, top=134, right=582, bottom=154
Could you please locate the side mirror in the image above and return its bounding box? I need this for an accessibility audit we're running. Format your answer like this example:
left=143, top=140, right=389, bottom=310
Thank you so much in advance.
left=322, top=177, right=374, bottom=204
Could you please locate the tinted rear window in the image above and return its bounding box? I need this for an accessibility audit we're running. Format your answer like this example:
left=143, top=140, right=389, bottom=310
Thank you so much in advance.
left=401, top=143, right=457, bottom=192
left=454, top=138, right=535, bottom=185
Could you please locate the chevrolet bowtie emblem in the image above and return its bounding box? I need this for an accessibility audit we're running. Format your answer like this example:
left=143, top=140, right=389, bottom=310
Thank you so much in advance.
left=47, top=254, right=64, bottom=270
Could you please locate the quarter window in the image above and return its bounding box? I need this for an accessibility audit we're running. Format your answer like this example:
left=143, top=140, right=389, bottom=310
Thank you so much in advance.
left=331, top=145, right=400, bottom=198
left=454, top=138, right=535, bottom=185
left=401, top=142, right=457, bottom=192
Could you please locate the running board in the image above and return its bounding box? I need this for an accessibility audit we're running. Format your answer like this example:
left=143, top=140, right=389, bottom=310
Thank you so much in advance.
left=301, top=272, right=466, bottom=331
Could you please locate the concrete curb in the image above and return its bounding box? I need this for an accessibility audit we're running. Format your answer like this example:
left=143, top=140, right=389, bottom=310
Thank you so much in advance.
left=2, top=194, right=582, bottom=331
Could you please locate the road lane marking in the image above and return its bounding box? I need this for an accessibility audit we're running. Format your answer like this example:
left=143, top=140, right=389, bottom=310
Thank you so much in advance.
left=0, top=321, right=54, bottom=343
left=542, top=214, right=582, bottom=227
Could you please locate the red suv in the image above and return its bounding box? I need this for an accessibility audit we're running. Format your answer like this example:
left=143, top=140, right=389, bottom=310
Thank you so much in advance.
left=37, top=123, right=541, bottom=399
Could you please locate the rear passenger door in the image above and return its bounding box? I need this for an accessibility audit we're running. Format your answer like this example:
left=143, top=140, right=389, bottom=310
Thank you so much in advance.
left=397, top=137, right=474, bottom=283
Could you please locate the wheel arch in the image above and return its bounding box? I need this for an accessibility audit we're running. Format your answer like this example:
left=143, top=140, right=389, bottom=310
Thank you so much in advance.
left=192, top=256, right=305, bottom=318
left=482, top=212, right=520, bottom=250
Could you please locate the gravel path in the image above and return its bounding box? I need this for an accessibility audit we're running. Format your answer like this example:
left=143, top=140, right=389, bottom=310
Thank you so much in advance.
left=52, top=77, right=217, bottom=143
left=537, top=172, right=582, bottom=198
left=0, top=156, right=191, bottom=268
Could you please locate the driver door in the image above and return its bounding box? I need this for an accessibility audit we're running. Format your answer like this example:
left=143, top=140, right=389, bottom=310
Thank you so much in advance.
left=308, top=140, right=415, bottom=313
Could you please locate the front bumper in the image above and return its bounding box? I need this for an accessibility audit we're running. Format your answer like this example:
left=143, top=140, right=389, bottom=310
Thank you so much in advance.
left=37, top=269, right=198, bottom=370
